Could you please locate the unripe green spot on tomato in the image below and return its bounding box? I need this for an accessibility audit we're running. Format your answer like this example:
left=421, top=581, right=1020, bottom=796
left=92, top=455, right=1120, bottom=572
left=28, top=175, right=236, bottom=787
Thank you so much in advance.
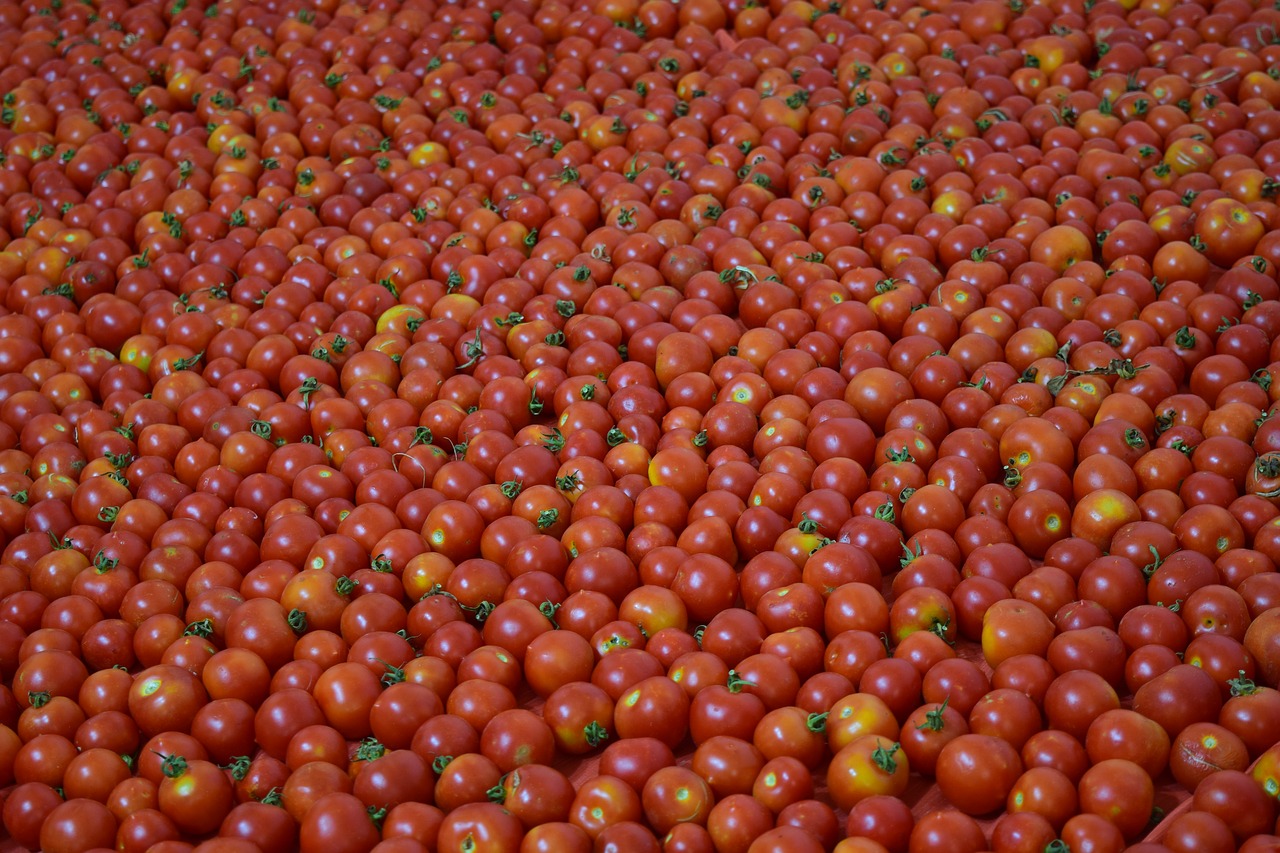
left=140, top=678, right=161, bottom=696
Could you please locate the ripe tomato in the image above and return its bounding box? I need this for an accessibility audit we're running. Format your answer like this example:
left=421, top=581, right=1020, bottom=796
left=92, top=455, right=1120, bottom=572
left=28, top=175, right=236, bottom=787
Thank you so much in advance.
left=935, top=734, right=1023, bottom=816
left=157, top=754, right=234, bottom=836
left=826, top=736, right=909, bottom=811
left=128, top=664, right=208, bottom=737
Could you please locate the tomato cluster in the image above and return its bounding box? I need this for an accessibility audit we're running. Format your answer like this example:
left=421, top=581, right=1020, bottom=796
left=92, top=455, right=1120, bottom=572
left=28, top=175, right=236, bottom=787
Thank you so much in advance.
left=1, top=0, right=1280, bottom=850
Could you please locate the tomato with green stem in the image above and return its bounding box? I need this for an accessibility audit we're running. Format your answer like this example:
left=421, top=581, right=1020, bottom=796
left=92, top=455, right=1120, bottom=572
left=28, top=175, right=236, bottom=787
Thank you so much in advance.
left=899, top=699, right=968, bottom=777
left=826, top=735, right=909, bottom=811
left=1219, top=671, right=1280, bottom=757
left=157, top=753, right=234, bottom=836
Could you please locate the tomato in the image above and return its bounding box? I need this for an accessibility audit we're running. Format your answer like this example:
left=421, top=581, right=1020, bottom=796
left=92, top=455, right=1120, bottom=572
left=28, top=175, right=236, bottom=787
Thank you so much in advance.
left=640, top=765, right=713, bottom=834
left=614, top=676, right=689, bottom=749
left=1078, top=759, right=1155, bottom=841
left=1252, top=742, right=1280, bottom=800
left=354, top=749, right=435, bottom=811
left=38, top=798, right=118, bottom=853
left=299, top=792, right=382, bottom=853
left=908, top=809, right=988, bottom=853
left=1083, top=709, right=1170, bottom=779
left=1059, top=813, right=1125, bottom=853
left=571, top=775, right=643, bottom=839
left=219, top=801, right=300, bottom=850
left=1193, top=769, right=1277, bottom=841
left=1195, top=199, right=1265, bottom=268
left=983, top=596, right=1054, bottom=671
left=543, top=682, right=614, bottom=755
left=313, top=662, right=381, bottom=740
left=1163, top=809, right=1238, bottom=853
left=899, top=701, right=967, bottom=777
left=935, top=734, right=1023, bottom=816
left=3, top=782, right=66, bottom=849
left=1244, top=607, right=1280, bottom=686
left=1220, top=673, right=1280, bottom=757
left=149, top=754, right=230, bottom=840
left=1132, top=664, right=1224, bottom=739
left=827, top=736, right=910, bottom=811
left=128, top=664, right=209, bottom=736
left=1170, top=721, right=1251, bottom=790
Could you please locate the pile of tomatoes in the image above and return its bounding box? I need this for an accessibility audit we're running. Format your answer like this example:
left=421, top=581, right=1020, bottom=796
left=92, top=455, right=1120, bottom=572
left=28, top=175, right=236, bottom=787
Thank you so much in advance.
left=1, top=0, right=1280, bottom=849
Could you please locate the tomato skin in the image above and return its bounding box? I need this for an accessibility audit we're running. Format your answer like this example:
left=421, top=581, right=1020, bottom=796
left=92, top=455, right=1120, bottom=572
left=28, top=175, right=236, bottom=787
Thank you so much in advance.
left=497, top=764, right=574, bottom=829
left=690, top=684, right=767, bottom=745
left=382, top=801, right=446, bottom=848
left=354, top=749, right=435, bottom=811
left=935, top=733, right=1023, bottom=816
left=38, top=797, right=118, bottom=853
left=223, top=598, right=297, bottom=672
left=706, top=793, right=773, bottom=853
left=1078, top=758, right=1154, bottom=841
left=1132, top=664, right=1224, bottom=739
left=1251, top=742, right=1280, bottom=800
left=1170, top=721, right=1250, bottom=790
left=254, top=688, right=327, bottom=761
left=299, top=792, right=381, bottom=853
left=1220, top=679, right=1280, bottom=758
left=908, top=809, right=988, bottom=853
left=990, top=811, right=1057, bottom=853
left=899, top=702, right=967, bottom=777
left=846, top=795, right=914, bottom=853
left=522, top=821, right=593, bottom=853
left=1244, top=607, right=1280, bottom=686
left=570, top=774, right=643, bottom=839
left=827, top=736, right=910, bottom=812
left=1083, top=708, right=1169, bottom=779
left=2, top=781, right=65, bottom=849
left=1193, top=769, right=1277, bottom=841
left=642, top=765, right=713, bottom=835
left=1060, top=813, right=1125, bottom=853
left=613, top=675, right=689, bottom=749
left=219, top=801, right=300, bottom=851
left=313, top=661, right=381, bottom=740
left=128, top=664, right=209, bottom=737
left=158, top=756, right=235, bottom=836
left=543, top=682, right=615, bottom=755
